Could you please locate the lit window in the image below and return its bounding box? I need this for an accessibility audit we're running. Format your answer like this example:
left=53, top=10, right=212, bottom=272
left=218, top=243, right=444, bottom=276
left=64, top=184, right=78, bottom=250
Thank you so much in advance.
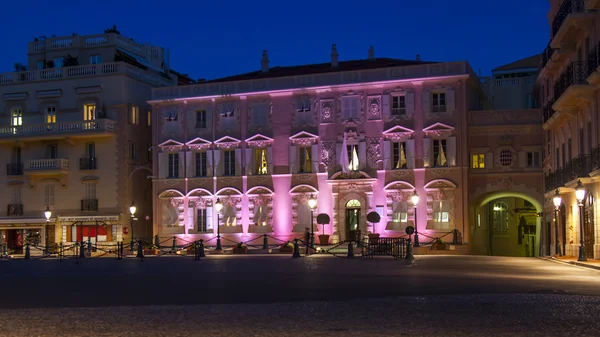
left=433, top=140, right=447, bottom=167
left=392, top=142, right=407, bottom=169
left=392, top=202, right=408, bottom=223
left=492, top=202, right=508, bottom=232
left=11, top=108, right=22, bottom=130
left=147, top=111, right=152, bottom=126
left=83, top=104, right=96, bottom=121
left=347, top=145, right=359, bottom=171
left=298, top=147, right=312, bottom=173
left=433, top=200, right=450, bottom=230
left=130, top=105, right=139, bottom=125
left=254, top=148, right=268, bottom=175
left=46, top=106, right=56, bottom=124
left=472, top=154, right=485, bottom=169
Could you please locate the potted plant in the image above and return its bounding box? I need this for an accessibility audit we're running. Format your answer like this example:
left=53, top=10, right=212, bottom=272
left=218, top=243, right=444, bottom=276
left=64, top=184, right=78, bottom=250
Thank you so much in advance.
left=433, top=238, right=446, bottom=250
left=367, top=211, right=381, bottom=241
left=144, top=245, right=159, bottom=255
left=279, top=241, right=293, bottom=253
left=233, top=242, right=248, bottom=254
left=317, top=213, right=331, bottom=246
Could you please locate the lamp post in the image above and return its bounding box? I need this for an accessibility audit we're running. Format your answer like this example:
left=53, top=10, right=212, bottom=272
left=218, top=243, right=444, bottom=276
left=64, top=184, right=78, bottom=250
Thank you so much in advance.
left=129, top=202, right=136, bottom=251
left=575, top=180, right=587, bottom=262
left=411, top=190, right=420, bottom=247
left=44, top=206, right=51, bottom=254
left=215, top=198, right=223, bottom=251
left=552, top=189, right=562, bottom=256
left=308, top=194, right=317, bottom=248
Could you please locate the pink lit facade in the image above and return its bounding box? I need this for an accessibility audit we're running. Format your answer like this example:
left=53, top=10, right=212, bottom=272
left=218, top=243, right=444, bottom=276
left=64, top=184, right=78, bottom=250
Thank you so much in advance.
left=149, top=54, right=489, bottom=246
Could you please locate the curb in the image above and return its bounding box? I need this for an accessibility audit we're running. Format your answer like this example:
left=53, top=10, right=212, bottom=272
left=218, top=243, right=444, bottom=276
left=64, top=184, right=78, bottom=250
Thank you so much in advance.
left=539, top=256, right=600, bottom=271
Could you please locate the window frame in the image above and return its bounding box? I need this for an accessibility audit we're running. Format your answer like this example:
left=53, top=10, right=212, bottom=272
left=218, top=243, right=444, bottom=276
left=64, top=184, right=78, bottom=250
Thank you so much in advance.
left=391, top=95, right=406, bottom=116
left=195, top=151, right=207, bottom=177
left=432, top=92, right=447, bottom=113
left=471, top=153, right=485, bottom=169
left=223, top=150, right=236, bottom=176
left=167, top=153, right=179, bottom=178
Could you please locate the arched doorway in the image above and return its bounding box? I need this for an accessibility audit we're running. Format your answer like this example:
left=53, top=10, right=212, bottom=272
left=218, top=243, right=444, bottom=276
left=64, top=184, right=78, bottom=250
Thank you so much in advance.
left=471, top=192, right=542, bottom=257
left=345, top=199, right=361, bottom=241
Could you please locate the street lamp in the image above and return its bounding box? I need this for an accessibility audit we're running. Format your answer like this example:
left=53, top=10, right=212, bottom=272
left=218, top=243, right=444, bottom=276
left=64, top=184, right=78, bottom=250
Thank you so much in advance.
left=411, top=190, right=420, bottom=247
left=129, top=202, right=136, bottom=250
left=575, top=180, right=587, bottom=262
left=215, top=198, right=223, bottom=251
left=44, top=206, right=51, bottom=254
left=552, top=189, right=562, bottom=256
left=308, top=194, right=317, bottom=248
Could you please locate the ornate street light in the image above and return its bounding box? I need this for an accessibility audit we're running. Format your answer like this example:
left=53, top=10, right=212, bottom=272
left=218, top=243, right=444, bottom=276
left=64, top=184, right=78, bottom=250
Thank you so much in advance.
left=129, top=202, right=136, bottom=250
left=308, top=194, right=317, bottom=249
left=553, top=189, right=562, bottom=256
left=215, top=198, right=223, bottom=251
left=575, top=180, right=587, bottom=262
left=411, top=190, right=420, bottom=247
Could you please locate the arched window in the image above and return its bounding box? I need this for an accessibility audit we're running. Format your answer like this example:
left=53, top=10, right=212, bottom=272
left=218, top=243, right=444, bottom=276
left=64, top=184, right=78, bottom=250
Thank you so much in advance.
left=492, top=202, right=508, bottom=232
left=346, top=199, right=361, bottom=208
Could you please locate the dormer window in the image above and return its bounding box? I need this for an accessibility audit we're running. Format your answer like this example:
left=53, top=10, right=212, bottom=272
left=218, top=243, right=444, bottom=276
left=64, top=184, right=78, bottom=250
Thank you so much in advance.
left=163, top=112, right=178, bottom=122
left=296, top=97, right=311, bottom=112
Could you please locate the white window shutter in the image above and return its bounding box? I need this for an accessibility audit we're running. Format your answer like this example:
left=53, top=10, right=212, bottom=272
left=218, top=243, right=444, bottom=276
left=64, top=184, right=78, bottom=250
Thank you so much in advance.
left=158, top=152, right=167, bottom=179
left=406, top=92, right=415, bottom=116
left=518, top=151, right=527, bottom=168
left=485, top=152, right=494, bottom=169
left=446, top=89, right=455, bottom=113
left=358, top=142, right=367, bottom=169
left=406, top=139, right=415, bottom=169
left=423, top=138, right=432, bottom=167
left=289, top=145, right=297, bottom=173
left=206, top=150, right=213, bottom=177
left=235, top=148, right=242, bottom=175
left=187, top=206, right=195, bottom=230
left=382, top=94, right=390, bottom=116
left=336, top=143, right=343, bottom=169
left=178, top=151, right=185, bottom=178
left=311, top=144, right=319, bottom=173
left=245, top=148, right=253, bottom=175
left=213, top=149, right=222, bottom=176
left=382, top=141, right=391, bottom=170
left=186, top=151, right=194, bottom=178
left=266, top=147, right=273, bottom=174
left=446, top=137, right=456, bottom=167
left=422, top=90, right=431, bottom=114
left=206, top=206, right=213, bottom=231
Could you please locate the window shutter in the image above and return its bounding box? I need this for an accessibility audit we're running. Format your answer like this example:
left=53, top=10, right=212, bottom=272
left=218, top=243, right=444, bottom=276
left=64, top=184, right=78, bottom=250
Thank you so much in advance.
left=235, top=148, right=242, bottom=175
left=382, top=141, right=391, bottom=170
left=187, top=206, right=195, bottom=231
left=382, top=94, right=390, bottom=116
left=206, top=150, right=213, bottom=177
left=406, top=92, right=415, bottom=117
left=245, top=148, right=253, bottom=175
left=213, top=149, right=222, bottom=176
left=358, top=141, right=367, bottom=169
left=311, top=144, right=319, bottom=173
left=206, top=206, right=213, bottom=231
left=406, top=139, right=415, bottom=169
left=158, top=152, right=167, bottom=179
left=446, top=137, right=457, bottom=167
left=186, top=151, right=194, bottom=178
left=423, top=138, right=432, bottom=167
left=289, top=145, right=297, bottom=173
left=446, top=88, right=456, bottom=113
left=485, top=152, right=494, bottom=169
left=518, top=151, right=527, bottom=168
left=422, top=90, right=431, bottom=114
left=178, top=151, right=185, bottom=178
left=266, top=147, right=273, bottom=174
left=336, top=143, right=343, bottom=169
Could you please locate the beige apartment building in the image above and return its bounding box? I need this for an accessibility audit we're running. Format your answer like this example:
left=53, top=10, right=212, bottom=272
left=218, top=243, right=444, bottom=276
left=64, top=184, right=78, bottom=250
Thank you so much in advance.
left=540, top=0, right=600, bottom=260
left=0, top=30, right=179, bottom=254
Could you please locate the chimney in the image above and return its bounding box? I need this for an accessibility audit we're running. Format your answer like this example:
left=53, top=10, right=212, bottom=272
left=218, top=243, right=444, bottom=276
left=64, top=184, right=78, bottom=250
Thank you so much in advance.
left=261, top=50, right=269, bottom=72
left=368, top=46, right=374, bottom=60
left=416, top=54, right=421, bottom=61
left=331, top=44, right=339, bottom=67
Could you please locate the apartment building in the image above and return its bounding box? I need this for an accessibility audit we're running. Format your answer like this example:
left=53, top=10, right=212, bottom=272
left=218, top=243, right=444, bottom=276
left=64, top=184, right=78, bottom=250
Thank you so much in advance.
left=481, top=54, right=540, bottom=110
left=0, top=30, right=177, bottom=254
left=540, top=0, right=599, bottom=259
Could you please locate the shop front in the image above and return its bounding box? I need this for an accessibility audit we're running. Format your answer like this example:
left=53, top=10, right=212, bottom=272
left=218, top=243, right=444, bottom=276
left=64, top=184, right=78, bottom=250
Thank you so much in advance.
left=58, top=215, right=122, bottom=247
left=0, top=219, right=47, bottom=255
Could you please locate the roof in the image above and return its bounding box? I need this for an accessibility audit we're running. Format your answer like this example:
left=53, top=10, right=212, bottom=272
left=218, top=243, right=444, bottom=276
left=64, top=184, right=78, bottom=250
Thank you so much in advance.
left=492, top=54, right=542, bottom=72
left=205, top=57, right=440, bottom=83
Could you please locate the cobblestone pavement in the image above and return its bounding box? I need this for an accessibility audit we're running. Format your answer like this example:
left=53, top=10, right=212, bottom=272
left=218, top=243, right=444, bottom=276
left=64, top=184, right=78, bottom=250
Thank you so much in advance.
left=0, top=255, right=599, bottom=336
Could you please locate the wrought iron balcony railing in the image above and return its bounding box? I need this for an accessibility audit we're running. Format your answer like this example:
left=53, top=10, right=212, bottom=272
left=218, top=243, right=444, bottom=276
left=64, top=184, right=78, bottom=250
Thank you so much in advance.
left=553, top=61, right=591, bottom=102
left=6, top=163, right=23, bottom=176
left=79, top=157, right=97, bottom=170
left=552, top=0, right=586, bottom=37
left=540, top=44, right=556, bottom=71
left=589, top=41, right=600, bottom=75
left=543, top=99, right=556, bottom=124
left=6, top=204, right=23, bottom=216
left=81, top=199, right=98, bottom=212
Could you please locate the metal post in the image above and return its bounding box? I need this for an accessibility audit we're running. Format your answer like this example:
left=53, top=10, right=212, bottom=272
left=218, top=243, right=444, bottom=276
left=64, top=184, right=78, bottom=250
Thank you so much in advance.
left=198, top=239, right=206, bottom=258
left=87, top=237, right=92, bottom=257
left=117, top=242, right=123, bottom=260
left=136, top=239, right=144, bottom=261
left=130, top=216, right=135, bottom=251
left=24, top=242, right=31, bottom=259
left=44, top=221, right=49, bottom=256
left=413, top=206, right=420, bottom=247
left=554, top=207, right=561, bottom=256
left=215, top=214, right=222, bottom=251
left=262, top=234, right=269, bottom=250
left=292, top=239, right=301, bottom=258
left=310, top=210, right=315, bottom=249
left=578, top=203, right=587, bottom=262
left=452, top=229, right=458, bottom=245
left=79, top=240, right=86, bottom=259
left=405, top=238, right=414, bottom=260
left=347, top=242, right=354, bottom=258
left=59, top=242, right=63, bottom=262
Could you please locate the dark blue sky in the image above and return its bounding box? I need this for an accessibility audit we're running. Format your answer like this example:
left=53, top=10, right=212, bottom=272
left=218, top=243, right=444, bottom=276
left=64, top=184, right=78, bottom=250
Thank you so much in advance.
left=1, top=0, right=549, bottom=81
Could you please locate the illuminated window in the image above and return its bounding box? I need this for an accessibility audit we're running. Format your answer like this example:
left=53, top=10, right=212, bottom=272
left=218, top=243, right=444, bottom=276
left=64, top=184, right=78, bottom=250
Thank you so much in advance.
left=433, top=140, right=447, bottom=167
left=433, top=200, right=450, bottom=230
left=147, top=111, right=152, bottom=126
left=392, top=201, right=408, bottom=223
left=46, top=106, right=56, bottom=124
left=299, top=147, right=311, bottom=173
left=346, top=199, right=361, bottom=208
left=472, top=154, right=485, bottom=169
left=254, top=148, right=268, bottom=175
left=83, top=104, right=96, bottom=121
left=492, top=202, right=508, bottom=232
left=129, top=105, right=139, bottom=125
left=347, top=145, right=359, bottom=171
left=392, top=142, right=407, bottom=169
left=11, top=108, right=22, bottom=134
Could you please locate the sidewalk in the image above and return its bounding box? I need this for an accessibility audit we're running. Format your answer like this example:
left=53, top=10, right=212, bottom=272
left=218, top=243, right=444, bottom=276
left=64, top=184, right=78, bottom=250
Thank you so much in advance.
left=541, top=256, right=600, bottom=271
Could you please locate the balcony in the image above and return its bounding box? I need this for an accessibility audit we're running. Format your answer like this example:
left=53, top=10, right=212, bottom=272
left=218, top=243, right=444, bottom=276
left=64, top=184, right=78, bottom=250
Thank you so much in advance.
left=6, top=163, right=23, bottom=176
left=6, top=204, right=23, bottom=216
left=540, top=45, right=555, bottom=71
left=551, top=61, right=595, bottom=115
left=551, top=0, right=593, bottom=48
left=29, top=34, right=150, bottom=58
left=81, top=199, right=98, bottom=212
left=545, top=155, right=596, bottom=192
left=24, top=158, right=69, bottom=174
left=586, top=0, right=600, bottom=10
left=80, top=157, right=97, bottom=170
left=542, top=99, right=556, bottom=125
left=0, top=119, right=116, bottom=143
left=587, top=40, right=600, bottom=84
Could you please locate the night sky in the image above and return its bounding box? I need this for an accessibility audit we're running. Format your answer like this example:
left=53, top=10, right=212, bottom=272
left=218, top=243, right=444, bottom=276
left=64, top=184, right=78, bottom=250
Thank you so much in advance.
left=0, top=0, right=549, bottom=81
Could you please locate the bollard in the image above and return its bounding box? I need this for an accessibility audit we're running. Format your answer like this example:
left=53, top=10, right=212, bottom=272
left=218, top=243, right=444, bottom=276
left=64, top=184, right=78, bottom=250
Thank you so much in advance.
left=292, top=239, right=301, bottom=258
left=24, top=242, right=31, bottom=260
left=0, top=243, right=5, bottom=259
left=154, top=235, right=160, bottom=249
left=405, top=238, right=414, bottom=260
left=262, top=234, right=269, bottom=250
left=347, top=242, right=354, bottom=258
left=117, top=242, right=123, bottom=260
left=79, top=240, right=86, bottom=259
left=452, top=229, right=458, bottom=245
left=137, top=240, right=144, bottom=261
left=171, top=236, right=177, bottom=252
left=88, top=237, right=92, bottom=255
left=59, top=242, right=63, bottom=262
left=198, top=239, right=205, bottom=258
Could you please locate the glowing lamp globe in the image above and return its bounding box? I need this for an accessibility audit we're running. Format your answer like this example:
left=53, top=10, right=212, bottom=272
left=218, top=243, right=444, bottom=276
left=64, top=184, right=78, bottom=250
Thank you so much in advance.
left=552, top=190, right=562, bottom=208
left=308, top=194, right=318, bottom=210
left=575, top=180, right=585, bottom=203
left=215, top=198, right=223, bottom=213
left=129, top=202, right=137, bottom=216
left=44, top=206, right=51, bottom=221
left=411, top=190, right=419, bottom=206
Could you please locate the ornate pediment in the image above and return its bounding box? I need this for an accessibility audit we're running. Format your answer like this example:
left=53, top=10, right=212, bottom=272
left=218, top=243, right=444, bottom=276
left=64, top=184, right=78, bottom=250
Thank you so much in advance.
left=290, top=184, right=318, bottom=195
left=424, top=179, right=457, bottom=190
left=187, top=188, right=212, bottom=198
left=215, top=187, right=243, bottom=196
left=423, top=122, right=455, bottom=139
left=247, top=186, right=274, bottom=196
left=186, top=137, right=212, bottom=151
left=289, top=131, right=319, bottom=146
left=384, top=181, right=415, bottom=192
left=383, top=125, right=414, bottom=142
left=158, top=189, right=185, bottom=199
left=158, top=139, right=185, bottom=152
left=214, top=136, right=241, bottom=149
left=246, top=134, right=274, bottom=148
